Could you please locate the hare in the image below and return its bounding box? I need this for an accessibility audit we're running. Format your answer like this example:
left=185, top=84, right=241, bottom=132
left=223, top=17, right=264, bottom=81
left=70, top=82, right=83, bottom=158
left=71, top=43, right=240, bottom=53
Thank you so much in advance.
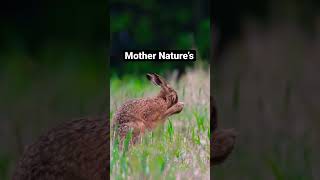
left=211, top=96, right=236, bottom=166
left=113, top=73, right=184, bottom=143
left=212, top=129, right=236, bottom=165
left=12, top=115, right=109, bottom=180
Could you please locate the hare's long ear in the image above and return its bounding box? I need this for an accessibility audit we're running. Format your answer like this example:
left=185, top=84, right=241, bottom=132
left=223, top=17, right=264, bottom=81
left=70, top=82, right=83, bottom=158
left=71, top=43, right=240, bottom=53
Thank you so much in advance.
left=146, top=73, right=167, bottom=87
left=152, top=73, right=169, bottom=86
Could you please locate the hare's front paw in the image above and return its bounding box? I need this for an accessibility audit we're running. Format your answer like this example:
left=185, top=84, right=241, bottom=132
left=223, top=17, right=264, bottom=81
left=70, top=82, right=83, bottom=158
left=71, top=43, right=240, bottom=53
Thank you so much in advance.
left=164, top=102, right=184, bottom=117
left=176, top=102, right=184, bottom=112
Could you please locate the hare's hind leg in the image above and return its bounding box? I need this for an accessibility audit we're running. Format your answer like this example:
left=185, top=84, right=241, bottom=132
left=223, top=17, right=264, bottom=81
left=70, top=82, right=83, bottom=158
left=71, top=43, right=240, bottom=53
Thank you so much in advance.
left=211, top=129, right=236, bottom=165
left=163, top=102, right=184, bottom=119
left=117, top=121, right=145, bottom=145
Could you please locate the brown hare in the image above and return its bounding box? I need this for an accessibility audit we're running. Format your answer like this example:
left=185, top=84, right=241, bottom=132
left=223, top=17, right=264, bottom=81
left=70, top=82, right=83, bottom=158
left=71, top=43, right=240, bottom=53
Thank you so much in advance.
left=211, top=96, right=236, bottom=166
left=113, top=73, right=184, bottom=144
left=12, top=115, right=109, bottom=180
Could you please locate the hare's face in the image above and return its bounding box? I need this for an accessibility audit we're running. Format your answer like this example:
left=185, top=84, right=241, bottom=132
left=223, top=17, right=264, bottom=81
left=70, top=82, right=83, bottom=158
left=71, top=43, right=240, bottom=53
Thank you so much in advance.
left=163, top=86, right=178, bottom=108
left=146, top=73, right=178, bottom=108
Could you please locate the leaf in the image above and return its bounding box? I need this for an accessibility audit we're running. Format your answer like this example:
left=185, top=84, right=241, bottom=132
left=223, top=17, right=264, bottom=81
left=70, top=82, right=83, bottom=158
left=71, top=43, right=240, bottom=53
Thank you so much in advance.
left=123, top=128, right=133, bottom=156
left=266, top=158, right=285, bottom=180
left=167, top=119, right=174, bottom=141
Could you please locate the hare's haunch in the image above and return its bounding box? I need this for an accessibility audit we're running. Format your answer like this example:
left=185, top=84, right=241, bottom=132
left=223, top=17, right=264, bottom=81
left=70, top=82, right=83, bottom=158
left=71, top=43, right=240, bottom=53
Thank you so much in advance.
left=211, top=96, right=237, bottom=166
left=113, top=73, right=184, bottom=143
left=13, top=115, right=109, bottom=180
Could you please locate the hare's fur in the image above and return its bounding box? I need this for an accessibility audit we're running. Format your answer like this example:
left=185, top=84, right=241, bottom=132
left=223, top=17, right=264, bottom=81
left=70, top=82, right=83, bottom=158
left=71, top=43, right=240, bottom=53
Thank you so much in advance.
left=211, top=96, right=236, bottom=165
left=13, top=115, right=109, bottom=180
left=113, top=73, right=184, bottom=143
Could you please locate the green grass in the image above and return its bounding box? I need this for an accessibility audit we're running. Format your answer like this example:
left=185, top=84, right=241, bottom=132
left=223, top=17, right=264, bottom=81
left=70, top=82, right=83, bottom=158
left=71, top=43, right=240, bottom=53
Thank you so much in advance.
left=110, top=67, right=210, bottom=179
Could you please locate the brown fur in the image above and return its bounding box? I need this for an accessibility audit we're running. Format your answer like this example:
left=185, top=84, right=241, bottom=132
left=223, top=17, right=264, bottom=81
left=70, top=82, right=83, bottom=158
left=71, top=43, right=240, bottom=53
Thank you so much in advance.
left=211, top=96, right=236, bottom=166
left=113, top=73, right=184, bottom=143
left=12, top=115, right=109, bottom=180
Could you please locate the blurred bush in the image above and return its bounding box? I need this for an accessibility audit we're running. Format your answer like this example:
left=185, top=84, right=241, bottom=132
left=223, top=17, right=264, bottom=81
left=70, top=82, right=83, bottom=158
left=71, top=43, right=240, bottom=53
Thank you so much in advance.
left=110, top=0, right=210, bottom=75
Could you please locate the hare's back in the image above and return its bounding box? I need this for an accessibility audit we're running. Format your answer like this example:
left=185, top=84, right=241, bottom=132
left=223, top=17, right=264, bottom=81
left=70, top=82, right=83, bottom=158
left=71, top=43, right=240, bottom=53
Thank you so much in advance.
left=13, top=116, right=108, bottom=180
left=114, top=98, right=167, bottom=122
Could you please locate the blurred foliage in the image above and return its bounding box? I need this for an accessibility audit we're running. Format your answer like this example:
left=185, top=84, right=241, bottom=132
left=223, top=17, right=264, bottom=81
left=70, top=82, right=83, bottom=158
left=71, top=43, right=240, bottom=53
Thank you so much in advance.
left=0, top=0, right=107, bottom=61
left=110, top=0, right=210, bottom=75
left=0, top=2, right=107, bottom=179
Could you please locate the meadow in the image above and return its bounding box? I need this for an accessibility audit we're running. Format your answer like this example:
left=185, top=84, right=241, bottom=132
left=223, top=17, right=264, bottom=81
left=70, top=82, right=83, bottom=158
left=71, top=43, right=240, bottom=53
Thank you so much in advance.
left=110, top=64, right=210, bottom=179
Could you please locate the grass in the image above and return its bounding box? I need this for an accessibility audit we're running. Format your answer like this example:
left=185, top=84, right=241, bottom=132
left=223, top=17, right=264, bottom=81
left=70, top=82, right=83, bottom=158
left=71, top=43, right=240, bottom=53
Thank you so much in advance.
left=110, top=65, right=210, bottom=179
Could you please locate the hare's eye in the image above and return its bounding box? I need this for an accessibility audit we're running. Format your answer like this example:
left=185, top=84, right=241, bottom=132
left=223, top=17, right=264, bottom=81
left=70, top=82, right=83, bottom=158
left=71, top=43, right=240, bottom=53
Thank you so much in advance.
left=171, top=93, right=177, bottom=104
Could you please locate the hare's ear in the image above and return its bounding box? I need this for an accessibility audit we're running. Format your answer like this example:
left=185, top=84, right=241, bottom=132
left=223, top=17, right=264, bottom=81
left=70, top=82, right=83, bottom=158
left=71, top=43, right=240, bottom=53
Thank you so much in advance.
left=146, top=73, right=163, bottom=86
left=152, top=73, right=168, bottom=86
